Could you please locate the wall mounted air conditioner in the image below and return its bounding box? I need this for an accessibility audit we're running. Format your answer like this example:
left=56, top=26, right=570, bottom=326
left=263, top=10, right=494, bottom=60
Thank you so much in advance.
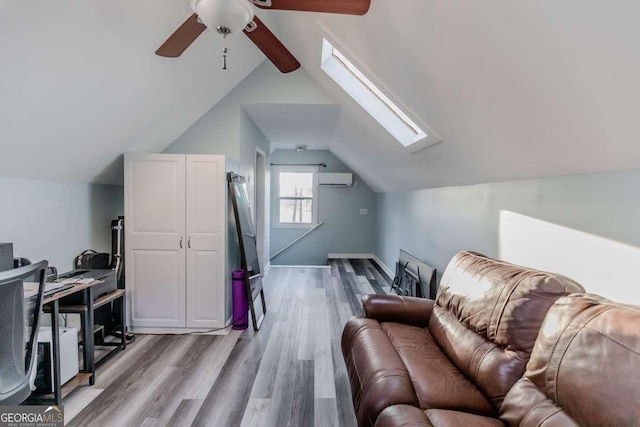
left=318, top=173, right=353, bottom=187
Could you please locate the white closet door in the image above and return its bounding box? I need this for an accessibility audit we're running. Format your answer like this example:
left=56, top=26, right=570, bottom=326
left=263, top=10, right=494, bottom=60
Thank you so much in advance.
left=186, top=155, right=226, bottom=328
left=125, top=153, right=186, bottom=328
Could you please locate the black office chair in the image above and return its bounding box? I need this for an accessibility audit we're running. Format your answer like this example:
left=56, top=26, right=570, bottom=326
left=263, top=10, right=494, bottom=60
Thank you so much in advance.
left=0, top=260, right=48, bottom=405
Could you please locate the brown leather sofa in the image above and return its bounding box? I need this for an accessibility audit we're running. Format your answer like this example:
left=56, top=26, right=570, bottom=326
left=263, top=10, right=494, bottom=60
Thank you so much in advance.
left=341, top=251, right=587, bottom=426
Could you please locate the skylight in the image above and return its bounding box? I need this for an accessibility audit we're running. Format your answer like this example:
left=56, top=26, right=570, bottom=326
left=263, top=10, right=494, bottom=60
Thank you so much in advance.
left=321, top=38, right=433, bottom=149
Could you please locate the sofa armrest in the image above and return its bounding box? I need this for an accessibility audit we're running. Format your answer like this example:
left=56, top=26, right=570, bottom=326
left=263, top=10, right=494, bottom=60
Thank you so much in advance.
left=362, top=294, right=434, bottom=326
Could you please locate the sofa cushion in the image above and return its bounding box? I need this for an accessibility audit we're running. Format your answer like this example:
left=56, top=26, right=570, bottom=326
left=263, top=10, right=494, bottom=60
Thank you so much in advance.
left=342, top=317, right=420, bottom=427
left=425, top=409, right=505, bottom=427
left=500, top=294, right=640, bottom=427
left=374, top=406, right=505, bottom=427
left=381, top=322, right=495, bottom=416
left=374, top=405, right=431, bottom=427
left=430, top=251, right=585, bottom=408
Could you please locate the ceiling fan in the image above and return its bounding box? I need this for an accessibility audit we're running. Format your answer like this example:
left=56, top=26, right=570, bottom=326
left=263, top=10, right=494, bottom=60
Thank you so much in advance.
left=155, top=0, right=371, bottom=73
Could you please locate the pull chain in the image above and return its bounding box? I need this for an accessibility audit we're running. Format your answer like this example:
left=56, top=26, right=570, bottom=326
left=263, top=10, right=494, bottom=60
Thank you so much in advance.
left=222, top=33, right=228, bottom=70
left=216, top=26, right=232, bottom=70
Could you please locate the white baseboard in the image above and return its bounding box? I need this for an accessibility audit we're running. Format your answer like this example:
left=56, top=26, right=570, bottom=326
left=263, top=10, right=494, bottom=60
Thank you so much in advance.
left=269, top=265, right=331, bottom=269
left=372, top=255, right=394, bottom=278
left=264, top=262, right=272, bottom=277
left=328, top=253, right=376, bottom=259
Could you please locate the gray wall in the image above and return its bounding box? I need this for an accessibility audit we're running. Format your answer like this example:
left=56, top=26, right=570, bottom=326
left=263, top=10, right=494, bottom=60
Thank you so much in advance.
left=270, top=150, right=377, bottom=265
left=0, top=177, right=123, bottom=271
left=163, top=103, right=271, bottom=271
left=163, top=104, right=241, bottom=159
left=376, top=168, right=640, bottom=302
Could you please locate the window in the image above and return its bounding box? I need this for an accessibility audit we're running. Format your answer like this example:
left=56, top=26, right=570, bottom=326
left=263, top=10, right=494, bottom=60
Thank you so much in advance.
left=321, top=38, right=441, bottom=152
left=275, top=167, right=318, bottom=228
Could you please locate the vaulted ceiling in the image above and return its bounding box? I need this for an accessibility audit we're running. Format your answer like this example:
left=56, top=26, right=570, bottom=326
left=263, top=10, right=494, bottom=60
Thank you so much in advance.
left=265, top=0, right=640, bottom=191
left=2, top=1, right=640, bottom=192
left=0, top=0, right=266, bottom=184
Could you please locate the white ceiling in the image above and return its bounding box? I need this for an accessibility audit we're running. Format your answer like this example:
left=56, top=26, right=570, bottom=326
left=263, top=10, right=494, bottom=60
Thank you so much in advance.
left=3, top=1, right=640, bottom=192
left=0, top=0, right=267, bottom=184
left=243, top=104, right=341, bottom=151
left=261, top=0, right=640, bottom=191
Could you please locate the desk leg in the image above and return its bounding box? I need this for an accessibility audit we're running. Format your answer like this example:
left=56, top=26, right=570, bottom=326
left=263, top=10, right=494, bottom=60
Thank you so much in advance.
left=51, top=301, right=62, bottom=407
left=80, top=309, right=88, bottom=372
left=121, top=294, right=127, bottom=350
left=86, top=288, right=95, bottom=385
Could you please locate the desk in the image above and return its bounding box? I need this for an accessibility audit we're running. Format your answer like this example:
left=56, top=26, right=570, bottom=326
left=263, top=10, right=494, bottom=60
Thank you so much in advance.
left=31, top=282, right=126, bottom=406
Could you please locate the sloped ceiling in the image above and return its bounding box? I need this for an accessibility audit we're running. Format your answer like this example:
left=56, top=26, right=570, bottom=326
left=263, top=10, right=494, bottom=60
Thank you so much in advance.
left=3, top=1, right=640, bottom=192
left=0, top=0, right=268, bottom=184
left=256, top=0, right=640, bottom=192
left=243, top=104, right=341, bottom=151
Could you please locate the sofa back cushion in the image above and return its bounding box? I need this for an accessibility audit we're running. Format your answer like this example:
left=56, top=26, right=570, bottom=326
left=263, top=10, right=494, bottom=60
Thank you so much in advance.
left=500, top=294, right=640, bottom=426
left=429, top=251, right=584, bottom=409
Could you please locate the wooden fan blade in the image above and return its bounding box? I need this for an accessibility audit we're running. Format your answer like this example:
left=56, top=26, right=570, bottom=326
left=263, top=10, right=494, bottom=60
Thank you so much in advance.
left=254, top=0, right=370, bottom=15
left=156, top=14, right=206, bottom=58
left=244, top=17, right=300, bottom=73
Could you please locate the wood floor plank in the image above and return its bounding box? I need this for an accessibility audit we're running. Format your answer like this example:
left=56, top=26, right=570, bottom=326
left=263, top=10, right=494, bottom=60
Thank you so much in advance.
left=67, top=261, right=385, bottom=427
left=240, top=398, right=271, bottom=427
left=331, top=339, right=358, bottom=427
left=356, top=274, right=376, bottom=295
left=349, top=259, right=368, bottom=277
left=363, top=268, right=387, bottom=295
left=138, top=336, right=221, bottom=423
left=165, top=399, right=204, bottom=427
left=68, top=336, right=193, bottom=426
left=291, top=360, right=315, bottom=427
left=341, top=259, right=355, bottom=273
left=337, top=266, right=363, bottom=313
left=93, top=334, right=160, bottom=389
left=108, top=366, right=180, bottom=426
left=315, top=398, right=340, bottom=427
left=63, top=388, right=103, bottom=424
left=329, top=259, right=340, bottom=277
left=188, top=331, right=242, bottom=400
left=314, top=291, right=336, bottom=399
left=265, top=267, right=287, bottom=315
left=191, top=319, right=275, bottom=426
left=323, top=270, right=344, bottom=341
left=248, top=320, right=285, bottom=399
left=140, top=418, right=166, bottom=427
left=331, top=274, right=349, bottom=305
left=297, top=304, right=314, bottom=361
left=369, top=258, right=393, bottom=284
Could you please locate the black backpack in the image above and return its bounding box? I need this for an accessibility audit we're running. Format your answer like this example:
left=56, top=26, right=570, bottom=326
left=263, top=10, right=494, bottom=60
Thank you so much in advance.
left=73, top=250, right=110, bottom=270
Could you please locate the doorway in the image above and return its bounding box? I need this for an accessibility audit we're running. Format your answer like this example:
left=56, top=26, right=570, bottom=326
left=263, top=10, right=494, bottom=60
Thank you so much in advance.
left=255, top=148, right=268, bottom=271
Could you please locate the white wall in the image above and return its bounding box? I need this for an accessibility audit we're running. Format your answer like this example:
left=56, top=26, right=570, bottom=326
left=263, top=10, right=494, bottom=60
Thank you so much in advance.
left=500, top=211, right=640, bottom=304
left=0, top=177, right=123, bottom=271
left=377, top=168, right=640, bottom=305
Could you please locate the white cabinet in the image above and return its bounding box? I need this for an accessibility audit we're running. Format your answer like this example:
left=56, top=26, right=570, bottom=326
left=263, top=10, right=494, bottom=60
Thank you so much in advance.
left=125, top=153, right=230, bottom=331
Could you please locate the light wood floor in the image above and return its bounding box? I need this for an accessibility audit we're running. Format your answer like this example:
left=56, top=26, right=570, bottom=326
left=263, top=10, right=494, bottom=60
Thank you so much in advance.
left=64, top=259, right=392, bottom=427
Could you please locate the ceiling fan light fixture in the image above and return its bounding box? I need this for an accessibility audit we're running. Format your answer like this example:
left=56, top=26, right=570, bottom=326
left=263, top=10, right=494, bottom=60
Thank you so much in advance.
left=190, top=0, right=255, bottom=35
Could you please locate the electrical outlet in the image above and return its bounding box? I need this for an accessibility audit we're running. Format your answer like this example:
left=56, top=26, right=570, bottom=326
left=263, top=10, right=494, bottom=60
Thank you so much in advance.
left=360, top=209, right=368, bottom=215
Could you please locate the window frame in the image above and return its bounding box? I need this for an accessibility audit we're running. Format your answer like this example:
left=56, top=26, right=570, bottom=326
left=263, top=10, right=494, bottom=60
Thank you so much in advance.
left=274, top=165, right=319, bottom=229
left=320, top=37, right=442, bottom=153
